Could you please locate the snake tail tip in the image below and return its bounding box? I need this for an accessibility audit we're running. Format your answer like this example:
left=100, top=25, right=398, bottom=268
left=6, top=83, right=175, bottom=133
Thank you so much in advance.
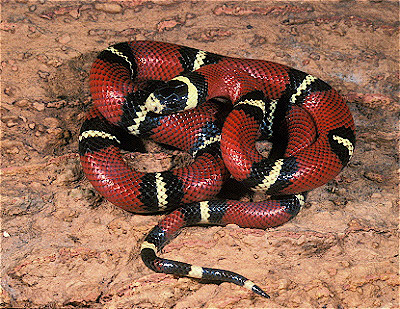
left=253, top=285, right=270, bottom=298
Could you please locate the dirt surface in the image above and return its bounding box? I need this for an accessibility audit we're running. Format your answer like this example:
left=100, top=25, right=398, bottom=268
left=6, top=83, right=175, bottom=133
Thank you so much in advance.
left=1, top=1, right=399, bottom=308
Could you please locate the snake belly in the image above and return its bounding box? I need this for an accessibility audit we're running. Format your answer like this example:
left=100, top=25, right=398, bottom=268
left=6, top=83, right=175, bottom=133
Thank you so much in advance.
left=79, top=41, right=356, bottom=298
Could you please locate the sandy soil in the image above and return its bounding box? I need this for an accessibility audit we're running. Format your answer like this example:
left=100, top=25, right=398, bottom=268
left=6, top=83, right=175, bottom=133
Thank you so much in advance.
left=1, top=1, right=399, bottom=308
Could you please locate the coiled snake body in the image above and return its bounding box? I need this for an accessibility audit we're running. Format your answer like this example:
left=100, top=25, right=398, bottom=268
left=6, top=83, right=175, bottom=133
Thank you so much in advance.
left=79, top=41, right=355, bottom=298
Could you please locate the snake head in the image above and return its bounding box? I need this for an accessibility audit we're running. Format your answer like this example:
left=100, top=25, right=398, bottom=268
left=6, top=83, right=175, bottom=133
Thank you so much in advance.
left=145, top=79, right=189, bottom=114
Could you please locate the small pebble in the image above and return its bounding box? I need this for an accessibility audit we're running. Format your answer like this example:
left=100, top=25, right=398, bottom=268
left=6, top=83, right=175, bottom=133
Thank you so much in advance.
left=341, top=260, right=351, bottom=268
left=186, top=13, right=196, bottom=19
left=6, top=146, right=19, bottom=154
left=94, top=2, right=123, bottom=14
left=372, top=242, right=380, bottom=249
left=4, top=87, right=16, bottom=96
left=43, top=117, right=60, bottom=128
left=33, top=101, right=45, bottom=111
left=6, top=119, right=18, bottom=127
left=327, top=268, right=337, bottom=276
left=277, top=278, right=291, bottom=291
left=46, top=100, right=66, bottom=108
left=371, top=192, right=383, bottom=199
left=57, top=33, right=71, bottom=44
left=37, top=70, right=50, bottom=79
left=364, top=171, right=384, bottom=183
left=296, top=235, right=307, bottom=245
left=14, top=99, right=30, bottom=107
left=36, top=124, right=46, bottom=132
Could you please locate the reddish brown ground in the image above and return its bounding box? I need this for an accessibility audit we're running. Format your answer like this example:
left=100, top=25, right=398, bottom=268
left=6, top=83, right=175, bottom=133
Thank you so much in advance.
left=1, top=1, right=399, bottom=308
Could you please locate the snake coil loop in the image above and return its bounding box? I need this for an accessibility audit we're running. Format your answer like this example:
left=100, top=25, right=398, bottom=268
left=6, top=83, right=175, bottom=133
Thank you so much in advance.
left=79, top=41, right=355, bottom=298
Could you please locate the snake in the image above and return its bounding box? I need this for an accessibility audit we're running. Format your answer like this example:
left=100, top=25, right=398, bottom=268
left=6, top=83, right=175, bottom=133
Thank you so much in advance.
left=79, top=41, right=355, bottom=298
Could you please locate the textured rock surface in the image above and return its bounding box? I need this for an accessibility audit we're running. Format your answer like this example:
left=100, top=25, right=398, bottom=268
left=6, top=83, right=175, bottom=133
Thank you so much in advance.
left=1, top=1, right=398, bottom=308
